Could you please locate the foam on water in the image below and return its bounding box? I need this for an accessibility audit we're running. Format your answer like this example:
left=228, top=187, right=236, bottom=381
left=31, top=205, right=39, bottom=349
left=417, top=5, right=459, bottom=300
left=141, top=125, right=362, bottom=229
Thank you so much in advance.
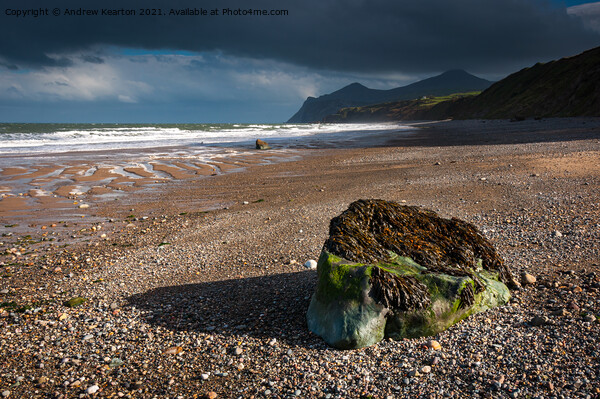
left=0, top=122, right=411, bottom=155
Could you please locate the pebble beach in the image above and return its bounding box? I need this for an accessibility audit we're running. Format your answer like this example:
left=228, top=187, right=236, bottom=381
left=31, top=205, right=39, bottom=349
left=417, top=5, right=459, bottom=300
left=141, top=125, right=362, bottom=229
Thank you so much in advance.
left=1, top=118, right=599, bottom=399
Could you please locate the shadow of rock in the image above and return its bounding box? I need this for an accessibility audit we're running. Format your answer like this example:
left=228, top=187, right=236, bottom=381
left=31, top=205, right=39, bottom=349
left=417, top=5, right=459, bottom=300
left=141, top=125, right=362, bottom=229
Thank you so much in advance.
left=127, top=271, right=321, bottom=347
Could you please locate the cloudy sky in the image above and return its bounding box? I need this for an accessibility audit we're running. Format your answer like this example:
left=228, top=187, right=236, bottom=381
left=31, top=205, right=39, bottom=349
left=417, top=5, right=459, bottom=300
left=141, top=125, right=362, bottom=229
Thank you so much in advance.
left=1, top=0, right=600, bottom=123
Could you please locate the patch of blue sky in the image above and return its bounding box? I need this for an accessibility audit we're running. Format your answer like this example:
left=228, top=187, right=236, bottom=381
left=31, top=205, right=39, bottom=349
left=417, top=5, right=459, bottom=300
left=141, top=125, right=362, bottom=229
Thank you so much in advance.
left=560, top=0, right=599, bottom=6
left=114, top=47, right=197, bottom=57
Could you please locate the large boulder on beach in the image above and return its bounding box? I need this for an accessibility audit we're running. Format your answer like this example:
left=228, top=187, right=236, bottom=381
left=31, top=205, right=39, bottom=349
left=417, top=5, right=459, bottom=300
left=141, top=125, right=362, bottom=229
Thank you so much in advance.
left=306, top=199, right=517, bottom=349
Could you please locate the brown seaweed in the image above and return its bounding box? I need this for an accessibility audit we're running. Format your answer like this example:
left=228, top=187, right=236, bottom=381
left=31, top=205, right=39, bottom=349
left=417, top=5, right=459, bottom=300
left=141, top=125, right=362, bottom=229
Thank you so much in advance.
left=324, top=199, right=517, bottom=288
left=458, top=281, right=475, bottom=309
left=370, top=266, right=431, bottom=311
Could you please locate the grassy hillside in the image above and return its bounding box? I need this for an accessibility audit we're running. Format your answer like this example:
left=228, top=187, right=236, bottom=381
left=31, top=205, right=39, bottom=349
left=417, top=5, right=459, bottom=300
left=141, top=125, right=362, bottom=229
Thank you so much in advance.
left=322, top=92, right=480, bottom=122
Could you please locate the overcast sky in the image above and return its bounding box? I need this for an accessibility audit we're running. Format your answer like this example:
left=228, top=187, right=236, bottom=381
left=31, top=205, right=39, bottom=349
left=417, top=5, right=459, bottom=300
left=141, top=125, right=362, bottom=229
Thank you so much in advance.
left=1, top=0, right=599, bottom=123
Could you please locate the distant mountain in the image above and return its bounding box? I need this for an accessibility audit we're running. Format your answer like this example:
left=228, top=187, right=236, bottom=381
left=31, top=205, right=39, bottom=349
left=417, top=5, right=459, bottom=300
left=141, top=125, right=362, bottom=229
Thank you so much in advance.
left=287, top=70, right=493, bottom=123
left=324, top=46, right=600, bottom=122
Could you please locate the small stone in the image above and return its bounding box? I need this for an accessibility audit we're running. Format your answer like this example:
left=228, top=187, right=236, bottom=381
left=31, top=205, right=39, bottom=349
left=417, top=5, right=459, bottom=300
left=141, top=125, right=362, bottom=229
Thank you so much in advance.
left=86, top=385, right=99, bottom=395
left=583, top=314, right=597, bottom=323
left=530, top=315, right=549, bottom=326
left=480, top=177, right=487, bottom=181
left=550, top=308, right=567, bottom=316
left=294, top=390, right=301, bottom=396
left=242, top=201, right=249, bottom=205
left=163, top=346, right=183, bottom=355
left=79, top=204, right=89, bottom=209
left=426, top=340, right=442, bottom=350
left=65, top=297, right=87, bottom=308
left=408, top=370, right=420, bottom=377
left=552, top=230, right=563, bottom=238
left=109, top=358, right=124, bottom=368
left=268, top=338, right=277, bottom=346
left=304, top=260, right=317, bottom=270
left=420, top=365, right=432, bottom=373
left=0, top=289, right=9, bottom=294
left=233, top=347, right=243, bottom=356
left=201, top=373, right=209, bottom=380
left=521, top=272, right=536, bottom=285
left=1, top=390, right=10, bottom=398
left=83, top=334, right=94, bottom=341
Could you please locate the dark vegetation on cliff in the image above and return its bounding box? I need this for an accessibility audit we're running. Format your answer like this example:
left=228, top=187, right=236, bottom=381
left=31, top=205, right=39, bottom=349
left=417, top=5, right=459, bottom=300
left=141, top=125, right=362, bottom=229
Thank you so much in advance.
left=323, top=46, right=600, bottom=122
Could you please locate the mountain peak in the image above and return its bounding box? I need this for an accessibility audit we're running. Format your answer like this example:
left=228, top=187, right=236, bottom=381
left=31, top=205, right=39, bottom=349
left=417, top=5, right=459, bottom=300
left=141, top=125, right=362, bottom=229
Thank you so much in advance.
left=439, top=69, right=471, bottom=76
left=328, top=82, right=370, bottom=98
left=344, top=82, right=367, bottom=89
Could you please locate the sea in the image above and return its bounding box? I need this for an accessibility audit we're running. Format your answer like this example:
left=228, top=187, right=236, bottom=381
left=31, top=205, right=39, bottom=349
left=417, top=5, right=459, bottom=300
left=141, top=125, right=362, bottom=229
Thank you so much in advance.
left=0, top=122, right=412, bottom=158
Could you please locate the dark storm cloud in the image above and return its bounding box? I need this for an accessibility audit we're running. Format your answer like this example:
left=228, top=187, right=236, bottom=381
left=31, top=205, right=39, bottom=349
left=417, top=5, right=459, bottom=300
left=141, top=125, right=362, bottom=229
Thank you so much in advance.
left=80, top=55, right=104, bottom=64
left=1, top=0, right=599, bottom=73
left=0, top=61, right=18, bottom=70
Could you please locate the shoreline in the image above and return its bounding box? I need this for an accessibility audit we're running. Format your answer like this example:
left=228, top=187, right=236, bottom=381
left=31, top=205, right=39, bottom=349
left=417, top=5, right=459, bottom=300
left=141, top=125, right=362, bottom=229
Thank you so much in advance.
left=0, top=119, right=599, bottom=398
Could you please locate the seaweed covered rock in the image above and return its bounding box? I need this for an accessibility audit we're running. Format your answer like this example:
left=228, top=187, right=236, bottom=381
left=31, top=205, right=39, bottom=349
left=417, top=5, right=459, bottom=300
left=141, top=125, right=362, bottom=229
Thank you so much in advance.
left=255, top=139, right=271, bottom=150
left=307, top=199, right=516, bottom=349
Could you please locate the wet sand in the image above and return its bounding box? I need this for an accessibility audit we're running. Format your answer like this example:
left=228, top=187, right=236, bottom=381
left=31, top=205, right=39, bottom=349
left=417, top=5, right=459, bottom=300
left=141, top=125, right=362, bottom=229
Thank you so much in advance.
left=0, top=146, right=302, bottom=222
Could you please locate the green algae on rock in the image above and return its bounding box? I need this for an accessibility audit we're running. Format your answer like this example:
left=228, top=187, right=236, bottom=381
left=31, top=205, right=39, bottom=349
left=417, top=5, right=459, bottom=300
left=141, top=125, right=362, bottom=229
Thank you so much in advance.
left=307, top=199, right=515, bottom=349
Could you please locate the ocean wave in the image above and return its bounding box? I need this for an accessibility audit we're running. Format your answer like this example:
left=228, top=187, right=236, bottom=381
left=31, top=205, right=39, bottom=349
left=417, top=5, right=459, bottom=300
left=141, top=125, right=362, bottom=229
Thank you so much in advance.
left=0, top=122, right=410, bottom=155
